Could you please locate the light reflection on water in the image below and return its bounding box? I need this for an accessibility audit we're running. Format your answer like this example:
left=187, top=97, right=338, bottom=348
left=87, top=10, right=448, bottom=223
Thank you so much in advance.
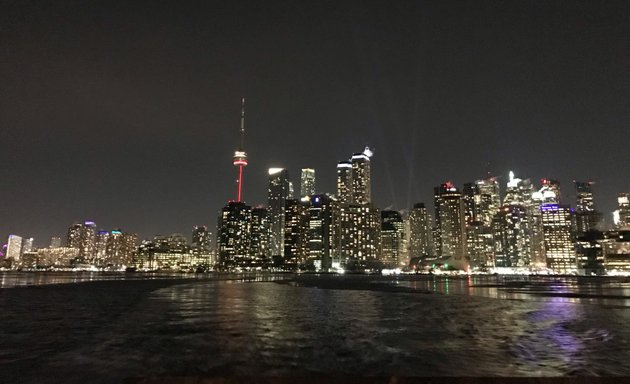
left=2, top=273, right=630, bottom=381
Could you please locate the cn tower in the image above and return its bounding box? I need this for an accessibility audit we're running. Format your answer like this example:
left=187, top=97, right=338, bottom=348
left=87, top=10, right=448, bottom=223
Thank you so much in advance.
left=232, top=97, right=248, bottom=202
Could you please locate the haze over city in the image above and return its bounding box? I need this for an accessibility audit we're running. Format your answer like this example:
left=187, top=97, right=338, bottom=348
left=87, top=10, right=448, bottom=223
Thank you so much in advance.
left=1, top=0, right=628, bottom=243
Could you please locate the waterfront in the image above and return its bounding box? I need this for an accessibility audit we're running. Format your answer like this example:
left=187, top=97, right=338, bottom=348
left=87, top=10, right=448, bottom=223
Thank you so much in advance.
left=1, top=273, right=630, bottom=382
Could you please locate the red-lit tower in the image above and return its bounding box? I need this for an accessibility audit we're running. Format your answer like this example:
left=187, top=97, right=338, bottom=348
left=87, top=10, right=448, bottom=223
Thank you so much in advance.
left=232, top=98, right=248, bottom=202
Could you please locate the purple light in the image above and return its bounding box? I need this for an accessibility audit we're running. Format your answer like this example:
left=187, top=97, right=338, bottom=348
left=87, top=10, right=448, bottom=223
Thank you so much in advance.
left=540, top=204, right=559, bottom=212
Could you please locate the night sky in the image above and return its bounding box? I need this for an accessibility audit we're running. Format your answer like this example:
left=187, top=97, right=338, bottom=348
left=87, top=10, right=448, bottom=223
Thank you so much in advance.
left=1, top=0, right=628, bottom=245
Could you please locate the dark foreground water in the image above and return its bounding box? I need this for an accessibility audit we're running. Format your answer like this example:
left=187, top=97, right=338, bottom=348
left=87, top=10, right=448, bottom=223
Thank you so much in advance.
left=2, top=273, right=630, bottom=382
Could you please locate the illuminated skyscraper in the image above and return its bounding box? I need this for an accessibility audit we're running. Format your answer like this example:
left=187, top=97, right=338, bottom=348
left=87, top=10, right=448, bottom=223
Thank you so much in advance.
left=66, top=221, right=97, bottom=261
left=300, top=168, right=316, bottom=197
left=284, top=198, right=310, bottom=268
left=250, top=207, right=270, bottom=261
left=95, top=230, right=109, bottom=264
left=541, top=204, right=576, bottom=273
left=475, top=176, right=501, bottom=227
left=217, top=201, right=252, bottom=269
left=380, top=210, right=404, bottom=267
left=613, top=193, right=630, bottom=230
left=268, top=168, right=290, bottom=257
left=105, top=229, right=137, bottom=267
left=192, top=225, right=211, bottom=251
left=409, top=203, right=432, bottom=261
left=50, top=237, right=62, bottom=249
left=434, top=182, right=467, bottom=268
left=351, top=147, right=373, bottom=205
left=540, top=179, right=561, bottom=203
left=492, top=205, right=530, bottom=268
left=574, top=181, right=601, bottom=235
left=336, top=161, right=352, bottom=203
left=6, top=235, right=23, bottom=262
left=306, top=194, right=338, bottom=271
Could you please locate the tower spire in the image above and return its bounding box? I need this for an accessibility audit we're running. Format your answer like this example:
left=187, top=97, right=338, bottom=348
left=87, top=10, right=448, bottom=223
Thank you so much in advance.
left=233, top=97, right=249, bottom=202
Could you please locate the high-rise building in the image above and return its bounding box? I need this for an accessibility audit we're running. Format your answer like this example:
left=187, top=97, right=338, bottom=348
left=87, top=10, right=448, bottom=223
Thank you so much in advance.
left=192, top=226, right=211, bottom=251
left=105, top=229, right=137, bottom=267
left=614, top=193, right=630, bottom=230
left=350, top=147, right=373, bottom=205
left=66, top=221, right=97, bottom=261
left=408, top=203, right=432, bottom=261
left=574, top=181, right=601, bottom=235
left=95, top=230, right=110, bottom=264
left=540, top=179, right=561, bottom=203
left=50, top=237, right=62, bottom=249
left=300, top=168, right=316, bottom=197
left=284, top=198, right=310, bottom=268
left=492, top=205, right=530, bottom=268
left=434, top=182, right=467, bottom=268
left=336, top=162, right=352, bottom=203
left=306, top=194, right=339, bottom=271
left=6, top=235, right=23, bottom=261
left=217, top=201, right=252, bottom=269
left=475, top=176, right=501, bottom=227
left=541, top=204, right=576, bottom=273
left=380, top=210, right=404, bottom=267
left=268, top=168, right=290, bottom=256
left=250, top=207, right=270, bottom=262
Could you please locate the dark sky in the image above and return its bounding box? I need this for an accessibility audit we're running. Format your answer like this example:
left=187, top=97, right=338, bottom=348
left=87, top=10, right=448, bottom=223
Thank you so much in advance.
left=1, top=0, right=628, bottom=245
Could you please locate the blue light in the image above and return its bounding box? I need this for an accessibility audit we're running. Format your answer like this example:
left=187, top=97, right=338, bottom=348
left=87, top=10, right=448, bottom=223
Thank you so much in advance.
left=540, top=204, right=559, bottom=212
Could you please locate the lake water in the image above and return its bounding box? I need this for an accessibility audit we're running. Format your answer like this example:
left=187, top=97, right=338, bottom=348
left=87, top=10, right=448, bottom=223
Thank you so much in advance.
left=1, top=273, right=630, bottom=382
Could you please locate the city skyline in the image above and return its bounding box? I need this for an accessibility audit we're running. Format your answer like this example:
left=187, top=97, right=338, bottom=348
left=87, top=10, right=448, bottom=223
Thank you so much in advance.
left=1, top=0, right=628, bottom=243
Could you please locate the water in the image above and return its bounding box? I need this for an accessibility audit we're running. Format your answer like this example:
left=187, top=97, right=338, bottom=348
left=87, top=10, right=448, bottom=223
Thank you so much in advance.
left=1, top=273, right=630, bottom=382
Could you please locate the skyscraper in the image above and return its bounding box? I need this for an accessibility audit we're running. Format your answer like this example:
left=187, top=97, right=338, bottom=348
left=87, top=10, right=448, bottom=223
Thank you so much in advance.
left=541, top=204, right=576, bottom=273
left=351, top=147, right=373, bottom=205
left=50, top=236, right=62, bottom=249
left=336, top=161, right=352, bottom=203
left=6, top=235, right=23, bottom=262
left=306, top=194, right=338, bottom=271
left=380, top=210, right=405, bottom=267
left=475, top=176, right=501, bottom=227
left=66, top=221, right=97, bottom=262
left=250, top=207, right=270, bottom=262
left=300, top=168, right=316, bottom=197
left=105, top=229, right=138, bottom=267
left=574, top=181, right=601, bottom=235
left=614, top=193, right=630, bottom=230
left=268, top=168, right=290, bottom=257
left=492, top=205, right=530, bottom=268
left=192, top=225, right=211, bottom=251
left=217, top=201, right=252, bottom=269
left=284, top=198, right=309, bottom=268
left=408, top=203, right=432, bottom=261
left=434, top=182, right=467, bottom=268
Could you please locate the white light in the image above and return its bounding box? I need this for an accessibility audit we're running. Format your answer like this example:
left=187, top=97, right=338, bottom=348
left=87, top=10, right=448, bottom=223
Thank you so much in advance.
left=268, top=167, right=284, bottom=175
left=613, top=210, right=620, bottom=225
left=363, top=146, right=374, bottom=158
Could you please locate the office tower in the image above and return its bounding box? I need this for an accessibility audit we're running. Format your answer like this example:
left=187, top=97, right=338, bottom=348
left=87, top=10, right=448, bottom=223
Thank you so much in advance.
left=462, top=182, right=478, bottom=225
left=409, top=203, right=432, bottom=261
left=66, top=221, right=97, bottom=261
left=268, top=168, right=290, bottom=256
left=475, top=176, right=501, bottom=227
left=380, top=210, right=404, bottom=267
left=217, top=201, right=252, bottom=269
left=492, top=205, right=530, bottom=268
left=22, top=237, right=34, bottom=253
left=306, top=194, right=338, bottom=271
left=232, top=98, right=248, bottom=202
left=105, top=230, right=138, bottom=267
left=284, top=198, right=309, bottom=268
left=614, top=193, right=630, bottom=229
left=300, top=168, right=316, bottom=197
left=600, top=230, right=630, bottom=272
left=467, top=221, right=494, bottom=269
left=50, top=237, right=62, bottom=249
left=351, top=147, right=373, bottom=205
left=540, top=179, right=561, bottom=203
left=6, top=235, right=23, bottom=261
left=504, top=171, right=545, bottom=267
left=167, top=233, right=188, bottom=252
left=95, top=230, right=110, bottom=264
left=541, top=204, right=576, bottom=273
left=575, top=230, right=605, bottom=275
left=434, top=182, right=467, bottom=267
left=574, top=181, right=601, bottom=235
left=250, top=207, right=270, bottom=262
left=192, top=226, right=211, bottom=251
left=338, top=203, right=381, bottom=266
left=336, top=162, right=352, bottom=203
